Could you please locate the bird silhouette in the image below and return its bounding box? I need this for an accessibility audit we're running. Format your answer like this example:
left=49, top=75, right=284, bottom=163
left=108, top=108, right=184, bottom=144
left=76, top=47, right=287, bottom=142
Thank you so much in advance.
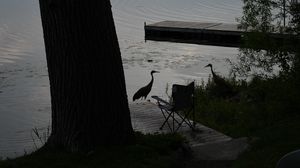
left=133, top=70, right=159, bottom=101
left=205, top=63, right=235, bottom=98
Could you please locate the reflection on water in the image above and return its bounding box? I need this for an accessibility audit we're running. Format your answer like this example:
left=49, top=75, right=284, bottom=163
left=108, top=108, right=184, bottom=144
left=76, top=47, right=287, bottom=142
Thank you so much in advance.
left=0, top=0, right=242, bottom=158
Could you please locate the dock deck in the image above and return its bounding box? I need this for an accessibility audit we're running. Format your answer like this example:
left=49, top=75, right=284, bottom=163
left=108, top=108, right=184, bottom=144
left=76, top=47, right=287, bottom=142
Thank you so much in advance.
left=129, top=102, right=249, bottom=162
left=145, top=21, right=243, bottom=47
left=145, top=21, right=299, bottom=49
left=130, top=102, right=232, bottom=146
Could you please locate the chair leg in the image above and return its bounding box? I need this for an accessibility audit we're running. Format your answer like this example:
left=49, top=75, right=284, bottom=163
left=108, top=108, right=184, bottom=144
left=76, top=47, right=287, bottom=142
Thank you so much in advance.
left=173, top=109, right=196, bottom=132
left=160, top=108, right=172, bottom=131
left=159, top=109, right=182, bottom=132
left=172, top=110, right=175, bottom=132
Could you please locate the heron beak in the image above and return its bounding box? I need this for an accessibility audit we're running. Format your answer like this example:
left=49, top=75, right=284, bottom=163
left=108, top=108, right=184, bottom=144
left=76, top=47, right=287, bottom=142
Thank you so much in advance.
left=154, top=71, right=160, bottom=73
left=204, top=65, right=209, bottom=68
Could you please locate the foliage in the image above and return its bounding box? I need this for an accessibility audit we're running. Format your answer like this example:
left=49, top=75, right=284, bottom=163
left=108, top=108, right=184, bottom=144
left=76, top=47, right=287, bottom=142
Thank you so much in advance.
left=0, top=132, right=184, bottom=168
left=195, top=3, right=300, bottom=167
left=194, top=75, right=300, bottom=137
left=238, top=0, right=275, bottom=32
left=238, top=0, right=300, bottom=34
left=194, top=75, right=300, bottom=167
left=233, top=117, right=300, bottom=168
left=232, top=0, right=300, bottom=77
left=288, top=2, right=300, bottom=32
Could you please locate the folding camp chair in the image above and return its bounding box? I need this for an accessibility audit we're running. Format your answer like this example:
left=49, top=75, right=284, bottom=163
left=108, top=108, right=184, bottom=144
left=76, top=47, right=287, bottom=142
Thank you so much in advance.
left=152, top=81, right=196, bottom=132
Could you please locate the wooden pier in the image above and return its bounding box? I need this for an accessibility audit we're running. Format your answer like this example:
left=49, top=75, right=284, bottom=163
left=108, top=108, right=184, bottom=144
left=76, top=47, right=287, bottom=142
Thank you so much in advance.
left=145, top=21, right=243, bottom=48
left=129, top=102, right=232, bottom=146
left=129, top=102, right=249, bottom=161
left=144, top=20, right=299, bottom=49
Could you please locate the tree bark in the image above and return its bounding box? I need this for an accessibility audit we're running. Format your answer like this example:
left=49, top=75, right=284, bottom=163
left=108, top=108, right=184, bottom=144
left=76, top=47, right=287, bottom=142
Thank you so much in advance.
left=39, top=0, right=134, bottom=152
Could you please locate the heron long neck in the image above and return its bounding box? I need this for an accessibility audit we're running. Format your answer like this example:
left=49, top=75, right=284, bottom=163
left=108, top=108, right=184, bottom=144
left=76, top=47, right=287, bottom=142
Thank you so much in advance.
left=149, top=73, right=154, bottom=86
left=210, top=66, right=217, bottom=78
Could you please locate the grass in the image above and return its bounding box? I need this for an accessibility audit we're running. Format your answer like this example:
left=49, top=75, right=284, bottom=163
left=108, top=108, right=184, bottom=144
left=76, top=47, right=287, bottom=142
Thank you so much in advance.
left=193, top=75, right=300, bottom=167
left=233, top=116, right=300, bottom=168
left=0, top=132, right=185, bottom=168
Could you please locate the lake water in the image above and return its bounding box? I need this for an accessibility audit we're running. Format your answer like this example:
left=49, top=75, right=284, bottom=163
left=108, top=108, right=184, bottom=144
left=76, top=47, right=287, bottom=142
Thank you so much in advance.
left=0, top=0, right=242, bottom=158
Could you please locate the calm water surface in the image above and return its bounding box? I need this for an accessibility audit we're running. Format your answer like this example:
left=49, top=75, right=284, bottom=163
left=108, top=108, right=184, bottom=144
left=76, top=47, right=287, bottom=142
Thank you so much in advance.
left=0, top=0, right=242, bottom=158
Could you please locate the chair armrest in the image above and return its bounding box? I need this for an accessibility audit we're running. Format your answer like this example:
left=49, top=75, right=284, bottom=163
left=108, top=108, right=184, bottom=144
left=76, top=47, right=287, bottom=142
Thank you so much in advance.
left=151, top=96, right=171, bottom=105
left=151, top=96, right=173, bottom=110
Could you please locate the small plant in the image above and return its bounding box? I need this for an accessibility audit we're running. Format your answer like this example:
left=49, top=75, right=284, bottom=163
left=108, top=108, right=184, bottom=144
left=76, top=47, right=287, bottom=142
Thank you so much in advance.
left=31, top=125, right=51, bottom=150
left=165, top=83, right=172, bottom=103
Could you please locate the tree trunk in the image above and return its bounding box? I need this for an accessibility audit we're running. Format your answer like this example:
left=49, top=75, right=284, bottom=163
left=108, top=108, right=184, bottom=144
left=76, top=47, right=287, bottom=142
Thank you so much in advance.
left=39, top=0, right=134, bottom=152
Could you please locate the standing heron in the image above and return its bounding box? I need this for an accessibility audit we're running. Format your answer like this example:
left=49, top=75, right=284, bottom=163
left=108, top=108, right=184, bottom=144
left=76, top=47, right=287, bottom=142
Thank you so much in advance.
left=205, top=63, right=235, bottom=98
left=205, top=64, right=226, bottom=85
left=133, top=70, right=159, bottom=101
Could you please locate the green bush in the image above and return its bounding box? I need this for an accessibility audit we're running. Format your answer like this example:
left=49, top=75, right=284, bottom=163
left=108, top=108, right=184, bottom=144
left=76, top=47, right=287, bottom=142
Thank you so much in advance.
left=194, top=75, right=300, bottom=137
left=194, top=75, right=300, bottom=168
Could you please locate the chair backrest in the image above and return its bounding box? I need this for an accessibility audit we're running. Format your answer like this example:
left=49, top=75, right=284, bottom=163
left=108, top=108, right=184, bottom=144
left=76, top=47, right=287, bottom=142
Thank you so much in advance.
left=172, top=81, right=194, bottom=111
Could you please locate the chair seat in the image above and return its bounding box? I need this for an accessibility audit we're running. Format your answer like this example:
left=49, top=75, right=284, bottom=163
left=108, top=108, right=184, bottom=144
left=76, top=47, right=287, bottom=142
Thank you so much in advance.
left=158, top=103, right=173, bottom=111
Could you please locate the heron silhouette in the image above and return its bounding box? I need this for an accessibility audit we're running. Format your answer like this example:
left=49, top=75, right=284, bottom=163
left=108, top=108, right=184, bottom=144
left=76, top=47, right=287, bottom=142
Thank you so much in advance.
left=133, top=70, right=159, bottom=101
left=205, top=63, right=235, bottom=98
